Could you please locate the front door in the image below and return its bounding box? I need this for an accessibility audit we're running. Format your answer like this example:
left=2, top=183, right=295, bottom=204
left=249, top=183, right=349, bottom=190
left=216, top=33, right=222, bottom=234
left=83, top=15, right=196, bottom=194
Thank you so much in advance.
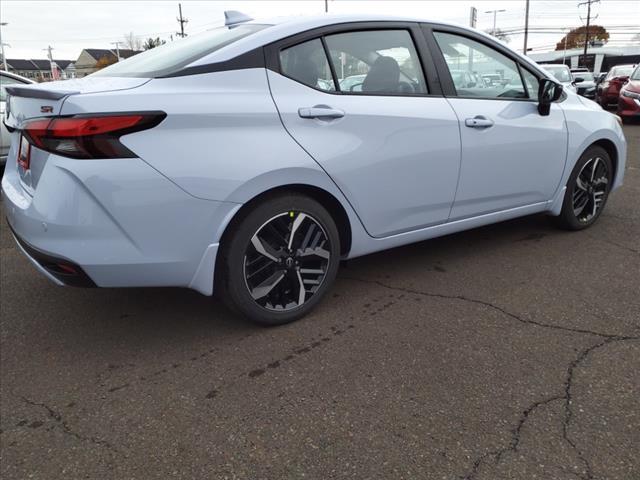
left=430, top=30, right=568, bottom=220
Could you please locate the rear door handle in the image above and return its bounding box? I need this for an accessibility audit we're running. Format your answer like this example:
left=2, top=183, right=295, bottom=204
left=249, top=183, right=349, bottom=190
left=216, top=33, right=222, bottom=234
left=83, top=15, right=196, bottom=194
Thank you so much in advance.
left=298, top=105, right=345, bottom=119
left=465, top=116, right=494, bottom=129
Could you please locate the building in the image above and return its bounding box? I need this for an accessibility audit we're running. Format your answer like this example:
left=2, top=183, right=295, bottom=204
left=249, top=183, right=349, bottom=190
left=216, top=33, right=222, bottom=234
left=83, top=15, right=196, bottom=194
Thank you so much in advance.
left=529, top=45, right=640, bottom=73
left=5, top=58, right=76, bottom=81
left=74, top=49, right=140, bottom=77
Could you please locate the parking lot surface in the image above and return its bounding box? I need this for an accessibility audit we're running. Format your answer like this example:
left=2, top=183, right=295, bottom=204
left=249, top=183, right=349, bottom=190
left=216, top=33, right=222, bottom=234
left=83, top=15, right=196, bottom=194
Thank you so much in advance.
left=1, top=124, right=638, bottom=480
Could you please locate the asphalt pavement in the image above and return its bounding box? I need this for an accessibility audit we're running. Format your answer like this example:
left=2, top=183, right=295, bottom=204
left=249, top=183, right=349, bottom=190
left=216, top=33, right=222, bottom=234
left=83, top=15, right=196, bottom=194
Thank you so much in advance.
left=1, top=124, right=638, bottom=480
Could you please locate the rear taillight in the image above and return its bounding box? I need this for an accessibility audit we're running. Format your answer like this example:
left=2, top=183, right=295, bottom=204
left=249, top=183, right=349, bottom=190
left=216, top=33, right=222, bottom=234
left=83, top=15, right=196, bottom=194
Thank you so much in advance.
left=22, top=112, right=166, bottom=159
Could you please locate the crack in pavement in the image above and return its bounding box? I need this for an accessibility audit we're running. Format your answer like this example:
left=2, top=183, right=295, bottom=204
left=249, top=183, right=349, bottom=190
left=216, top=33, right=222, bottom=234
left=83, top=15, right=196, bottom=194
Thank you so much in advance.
left=338, top=276, right=639, bottom=480
left=339, top=276, right=630, bottom=339
left=560, top=336, right=639, bottom=480
left=21, top=396, right=118, bottom=454
left=586, top=233, right=640, bottom=256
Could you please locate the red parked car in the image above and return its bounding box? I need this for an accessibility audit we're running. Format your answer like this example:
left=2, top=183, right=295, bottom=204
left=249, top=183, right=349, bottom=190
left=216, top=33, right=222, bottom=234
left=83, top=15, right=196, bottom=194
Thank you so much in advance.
left=618, top=65, right=640, bottom=121
left=596, top=64, right=635, bottom=108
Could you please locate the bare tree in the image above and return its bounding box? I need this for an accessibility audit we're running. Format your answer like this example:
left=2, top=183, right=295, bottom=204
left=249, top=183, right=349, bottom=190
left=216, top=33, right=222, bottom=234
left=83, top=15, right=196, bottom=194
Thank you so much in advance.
left=486, top=28, right=510, bottom=43
left=122, top=32, right=142, bottom=51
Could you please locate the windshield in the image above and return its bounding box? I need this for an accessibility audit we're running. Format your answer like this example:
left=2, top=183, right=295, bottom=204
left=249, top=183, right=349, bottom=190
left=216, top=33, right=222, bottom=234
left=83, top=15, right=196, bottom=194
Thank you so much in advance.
left=573, top=72, right=594, bottom=82
left=544, top=65, right=571, bottom=82
left=609, top=66, right=634, bottom=78
left=631, top=66, right=640, bottom=81
left=92, top=24, right=269, bottom=78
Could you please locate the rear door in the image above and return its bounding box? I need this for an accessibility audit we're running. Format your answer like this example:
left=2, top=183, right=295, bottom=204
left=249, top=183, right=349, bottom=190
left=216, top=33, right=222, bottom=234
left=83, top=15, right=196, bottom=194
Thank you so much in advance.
left=266, top=23, right=461, bottom=238
left=425, top=26, right=567, bottom=220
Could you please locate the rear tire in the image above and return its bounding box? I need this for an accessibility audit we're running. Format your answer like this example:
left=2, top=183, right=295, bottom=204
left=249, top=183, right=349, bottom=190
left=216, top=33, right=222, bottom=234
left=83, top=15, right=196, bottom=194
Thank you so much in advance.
left=217, top=193, right=340, bottom=326
left=551, top=145, right=612, bottom=231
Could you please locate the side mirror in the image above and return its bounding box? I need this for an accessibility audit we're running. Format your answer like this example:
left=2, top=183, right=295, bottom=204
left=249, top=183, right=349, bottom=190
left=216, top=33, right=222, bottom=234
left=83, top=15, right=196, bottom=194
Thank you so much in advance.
left=574, top=77, right=584, bottom=83
left=538, top=78, right=563, bottom=116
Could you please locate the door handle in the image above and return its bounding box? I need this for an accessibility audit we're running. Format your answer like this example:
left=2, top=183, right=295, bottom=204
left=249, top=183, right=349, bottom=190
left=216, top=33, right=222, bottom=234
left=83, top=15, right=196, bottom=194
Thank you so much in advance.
left=298, top=105, right=345, bottom=119
left=465, top=116, right=494, bottom=129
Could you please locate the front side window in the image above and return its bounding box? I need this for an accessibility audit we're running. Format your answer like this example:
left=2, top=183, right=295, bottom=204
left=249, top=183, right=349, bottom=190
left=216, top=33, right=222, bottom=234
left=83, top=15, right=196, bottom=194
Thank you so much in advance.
left=434, top=32, right=527, bottom=99
left=280, top=39, right=336, bottom=92
left=521, top=68, right=540, bottom=98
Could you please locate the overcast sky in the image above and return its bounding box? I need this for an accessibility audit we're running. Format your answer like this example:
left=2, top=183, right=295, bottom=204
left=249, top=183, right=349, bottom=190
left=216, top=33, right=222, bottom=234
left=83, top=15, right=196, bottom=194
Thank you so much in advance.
left=1, top=0, right=638, bottom=60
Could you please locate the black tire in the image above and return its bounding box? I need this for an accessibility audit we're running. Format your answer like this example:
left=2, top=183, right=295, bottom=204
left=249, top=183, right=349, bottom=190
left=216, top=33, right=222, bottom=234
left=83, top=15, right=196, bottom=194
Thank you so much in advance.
left=216, top=193, right=340, bottom=326
left=551, top=145, right=613, bottom=231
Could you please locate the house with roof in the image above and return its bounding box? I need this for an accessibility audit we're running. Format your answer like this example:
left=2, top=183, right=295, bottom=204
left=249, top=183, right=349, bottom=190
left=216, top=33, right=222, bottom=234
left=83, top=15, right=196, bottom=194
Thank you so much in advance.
left=74, top=49, right=141, bottom=77
left=5, top=59, right=76, bottom=81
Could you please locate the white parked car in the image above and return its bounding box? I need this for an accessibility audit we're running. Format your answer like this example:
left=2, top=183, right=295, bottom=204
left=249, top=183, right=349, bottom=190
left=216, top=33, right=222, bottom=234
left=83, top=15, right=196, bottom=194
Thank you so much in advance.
left=1, top=71, right=34, bottom=165
left=2, top=13, right=627, bottom=325
left=541, top=64, right=577, bottom=93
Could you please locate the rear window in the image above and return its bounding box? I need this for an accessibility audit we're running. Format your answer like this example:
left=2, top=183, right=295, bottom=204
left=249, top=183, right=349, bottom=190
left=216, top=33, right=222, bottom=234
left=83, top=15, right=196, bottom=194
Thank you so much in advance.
left=92, top=24, right=269, bottom=78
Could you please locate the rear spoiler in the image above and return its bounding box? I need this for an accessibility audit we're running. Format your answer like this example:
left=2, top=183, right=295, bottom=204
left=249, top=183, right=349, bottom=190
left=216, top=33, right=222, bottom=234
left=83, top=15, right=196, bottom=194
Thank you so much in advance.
left=5, top=86, right=79, bottom=100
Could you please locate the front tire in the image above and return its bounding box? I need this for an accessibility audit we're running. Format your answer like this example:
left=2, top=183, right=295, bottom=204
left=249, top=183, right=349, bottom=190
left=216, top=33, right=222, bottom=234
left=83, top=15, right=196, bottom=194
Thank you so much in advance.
left=217, top=193, right=340, bottom=325
left=551, top=145, right=612, bottom=231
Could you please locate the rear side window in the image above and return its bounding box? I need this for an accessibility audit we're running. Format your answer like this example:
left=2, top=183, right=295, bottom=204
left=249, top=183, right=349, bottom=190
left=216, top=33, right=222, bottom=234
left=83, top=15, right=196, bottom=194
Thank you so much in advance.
left=280, top=39, right=336, bottom=92
left=325, top=30, right=427, bottom=95
left=92, top=24, right=269, bottom=78
left=279, top=29, right=427, bottom=96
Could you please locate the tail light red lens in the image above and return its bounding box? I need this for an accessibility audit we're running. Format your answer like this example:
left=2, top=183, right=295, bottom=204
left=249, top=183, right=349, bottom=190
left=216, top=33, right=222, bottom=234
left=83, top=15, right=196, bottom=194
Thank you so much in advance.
left=22, top=112, right=166, bottom=159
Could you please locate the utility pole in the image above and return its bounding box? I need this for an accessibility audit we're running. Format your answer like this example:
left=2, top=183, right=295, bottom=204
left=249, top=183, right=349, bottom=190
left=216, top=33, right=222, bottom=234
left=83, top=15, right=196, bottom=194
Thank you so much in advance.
left=578, top=0, right=600, bottom=67
left=0, top=22, right=9, bottom=71
left=523, top=0, right=530, bottom=55
left=110, top=41, right=121, bottom=61
left=324, top=0, right=328, bottom=13
left=485, top=9, right=506, bottom=36
left=176, top=3, right=188, bottom=38
left=43, top=45, right=55, bottom=80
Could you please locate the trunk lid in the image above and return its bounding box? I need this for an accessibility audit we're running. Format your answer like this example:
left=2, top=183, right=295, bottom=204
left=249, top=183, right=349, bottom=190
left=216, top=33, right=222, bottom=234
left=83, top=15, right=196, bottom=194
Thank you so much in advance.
left=4, top=77, right=149, bottom=127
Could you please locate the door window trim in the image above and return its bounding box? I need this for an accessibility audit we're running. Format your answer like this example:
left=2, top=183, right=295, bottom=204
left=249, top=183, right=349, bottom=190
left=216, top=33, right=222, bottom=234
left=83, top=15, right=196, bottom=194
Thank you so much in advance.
left=264, top=22, right=444, bottom=97
left=421, top=23, right=546, bottom=103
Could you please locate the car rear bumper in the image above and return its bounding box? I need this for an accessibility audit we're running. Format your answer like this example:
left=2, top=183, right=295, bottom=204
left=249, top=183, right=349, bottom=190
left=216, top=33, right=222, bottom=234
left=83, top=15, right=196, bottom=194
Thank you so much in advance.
left=617, top=96, right=640, bottom=118
left=2, top=153, right=240, bottom=295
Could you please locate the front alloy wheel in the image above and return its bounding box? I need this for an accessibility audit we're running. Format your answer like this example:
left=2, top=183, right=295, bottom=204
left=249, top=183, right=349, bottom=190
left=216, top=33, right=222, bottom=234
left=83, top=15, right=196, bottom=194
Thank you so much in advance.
left=572, top=156, right=609, bottom=224
left=553, top=145, right=612, bottom=230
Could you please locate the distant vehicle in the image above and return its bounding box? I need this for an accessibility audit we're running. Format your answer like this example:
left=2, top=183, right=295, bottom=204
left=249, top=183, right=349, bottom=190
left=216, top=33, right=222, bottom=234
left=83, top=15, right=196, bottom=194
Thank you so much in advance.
left=2, top=14, right=627, bottom=325
left=481, top=73, right=502, bottom=86
left=339, top=74, right=366, bottom=92
left=450, top=70, right=478, bottom=88
left=596, top=64, right=635, bottom=108
left=618, top=64, right=640, bottom=121
left=541, top=64, right=576, bottom=93
left=1, top=71, right=35, bottom=166
left=572, top=71, right=597, bottom=100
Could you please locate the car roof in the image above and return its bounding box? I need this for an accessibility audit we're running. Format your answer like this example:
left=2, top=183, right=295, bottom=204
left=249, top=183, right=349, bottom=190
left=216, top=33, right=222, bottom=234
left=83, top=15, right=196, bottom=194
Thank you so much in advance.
left=186, top=13, right=549, bottom=79
left=190, top=14, right=463, bottom=65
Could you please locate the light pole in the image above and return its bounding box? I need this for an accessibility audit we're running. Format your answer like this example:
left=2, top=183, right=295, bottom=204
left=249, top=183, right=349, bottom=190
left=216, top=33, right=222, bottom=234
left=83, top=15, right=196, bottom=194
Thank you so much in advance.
left=0, top=22, right=9, bottom=71
left=485, top=9, right=506, bottom=35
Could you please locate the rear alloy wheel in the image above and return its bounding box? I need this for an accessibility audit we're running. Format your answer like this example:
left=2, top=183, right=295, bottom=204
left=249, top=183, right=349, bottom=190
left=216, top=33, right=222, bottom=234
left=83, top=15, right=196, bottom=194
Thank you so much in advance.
left=218, top=194, right=340, bottom=325
left=552, top=146, right=612, bottom=230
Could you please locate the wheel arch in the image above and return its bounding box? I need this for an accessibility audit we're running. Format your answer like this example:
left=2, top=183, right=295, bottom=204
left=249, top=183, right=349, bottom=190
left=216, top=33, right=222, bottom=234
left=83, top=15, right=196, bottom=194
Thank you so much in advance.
left=218, top=184, right=354, bottom=259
